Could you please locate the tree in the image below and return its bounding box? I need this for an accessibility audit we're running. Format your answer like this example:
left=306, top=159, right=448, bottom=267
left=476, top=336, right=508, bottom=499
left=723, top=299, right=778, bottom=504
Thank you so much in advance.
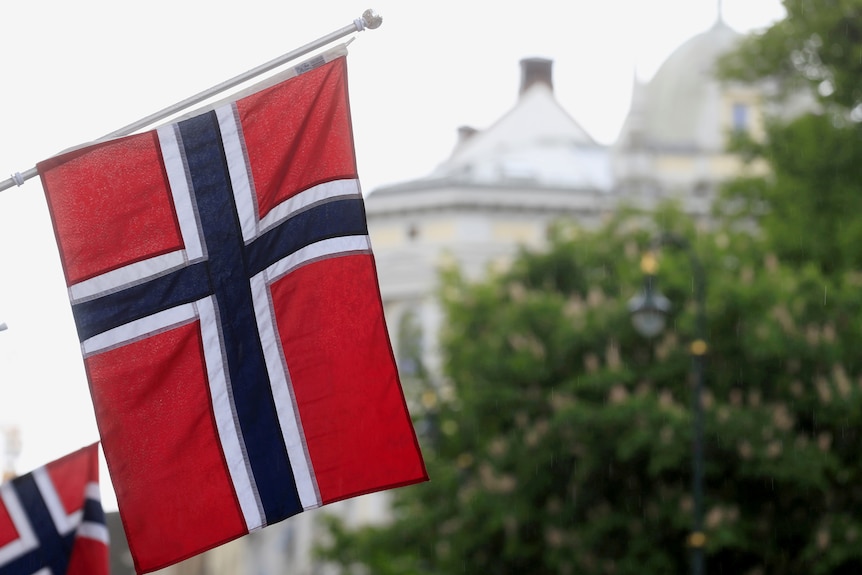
left=716, top=0, right=862, bottom=275
left=719, top=0, right=862, bottom=113
left=718, top=114, right=862, bottom=275
left=317, top=205, right=862, bottom=574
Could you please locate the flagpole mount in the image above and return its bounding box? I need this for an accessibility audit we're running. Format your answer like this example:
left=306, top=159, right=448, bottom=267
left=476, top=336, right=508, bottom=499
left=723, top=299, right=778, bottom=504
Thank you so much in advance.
left=0, top=9, right=383, bottom=194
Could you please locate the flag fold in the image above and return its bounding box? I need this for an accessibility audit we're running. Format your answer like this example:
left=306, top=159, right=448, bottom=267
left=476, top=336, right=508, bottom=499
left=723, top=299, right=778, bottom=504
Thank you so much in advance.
left=38, top=53, right=427, bottom=573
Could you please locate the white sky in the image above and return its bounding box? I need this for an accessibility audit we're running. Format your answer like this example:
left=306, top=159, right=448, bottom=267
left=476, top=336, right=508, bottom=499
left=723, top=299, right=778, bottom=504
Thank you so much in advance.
left=0, top=0, right=785, bottom=510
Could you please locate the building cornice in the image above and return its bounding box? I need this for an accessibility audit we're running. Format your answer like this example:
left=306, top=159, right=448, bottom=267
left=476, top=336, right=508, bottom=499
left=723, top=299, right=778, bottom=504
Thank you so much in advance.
left=365, top=180, right=612, bottom=217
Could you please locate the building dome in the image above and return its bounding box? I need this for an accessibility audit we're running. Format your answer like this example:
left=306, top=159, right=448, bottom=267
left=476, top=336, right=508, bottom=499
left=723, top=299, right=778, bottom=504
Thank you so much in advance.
left=623, top=19, right=741, bottom=153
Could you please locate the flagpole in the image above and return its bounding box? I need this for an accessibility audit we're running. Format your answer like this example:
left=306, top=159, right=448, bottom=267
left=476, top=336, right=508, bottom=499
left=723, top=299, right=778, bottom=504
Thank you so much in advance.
left=0, top=9, right=382, bottom=194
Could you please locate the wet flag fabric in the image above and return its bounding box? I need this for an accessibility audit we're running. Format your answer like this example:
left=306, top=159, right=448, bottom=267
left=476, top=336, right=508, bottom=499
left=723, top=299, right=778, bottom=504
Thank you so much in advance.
left=38, top=53, right=427, bottom=573
left=0, top=443, right=108, bottom=575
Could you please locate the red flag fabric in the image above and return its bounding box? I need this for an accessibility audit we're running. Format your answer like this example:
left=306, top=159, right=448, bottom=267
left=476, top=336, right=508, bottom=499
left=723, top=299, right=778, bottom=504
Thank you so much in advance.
left=37, top=52, right=427, bottom=573
left=0, top=443, right=109, bottom=575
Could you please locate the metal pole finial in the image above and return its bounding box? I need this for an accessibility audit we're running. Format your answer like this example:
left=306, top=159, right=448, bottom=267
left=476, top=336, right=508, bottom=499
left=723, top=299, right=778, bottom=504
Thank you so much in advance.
left=362, top=9, right=383, bottom=30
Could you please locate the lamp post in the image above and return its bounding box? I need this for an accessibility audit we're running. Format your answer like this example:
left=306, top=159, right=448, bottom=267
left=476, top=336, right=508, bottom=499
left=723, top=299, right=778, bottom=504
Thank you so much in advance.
left=628, top=233, right=707, bottom=575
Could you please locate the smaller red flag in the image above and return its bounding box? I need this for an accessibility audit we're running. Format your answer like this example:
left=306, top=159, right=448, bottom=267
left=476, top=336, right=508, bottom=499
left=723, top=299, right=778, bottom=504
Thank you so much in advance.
left=0, top=443, right=109, bottom=575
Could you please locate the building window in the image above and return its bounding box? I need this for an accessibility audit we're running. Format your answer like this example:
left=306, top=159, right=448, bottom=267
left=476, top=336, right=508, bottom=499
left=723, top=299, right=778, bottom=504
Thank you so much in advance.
left=407, top=223, right=420, bottom=241
left=732, top=103, right=749, bottom=132
left=396, top=310, right=424, bottom=378
left=280, top=521, right=297, bottom=559
left=693, top=180, right=711, bottom=197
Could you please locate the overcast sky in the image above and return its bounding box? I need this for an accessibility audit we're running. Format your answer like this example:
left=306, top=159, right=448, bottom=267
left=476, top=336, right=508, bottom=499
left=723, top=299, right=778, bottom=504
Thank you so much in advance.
left=0, top=0, right=785, bottom=509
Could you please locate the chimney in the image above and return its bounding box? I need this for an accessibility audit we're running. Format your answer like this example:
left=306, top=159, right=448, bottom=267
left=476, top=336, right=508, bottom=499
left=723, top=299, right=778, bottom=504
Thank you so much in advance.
left=457, top=125, right=478, bottom=145
left=519, top=57, right=553, bottom=96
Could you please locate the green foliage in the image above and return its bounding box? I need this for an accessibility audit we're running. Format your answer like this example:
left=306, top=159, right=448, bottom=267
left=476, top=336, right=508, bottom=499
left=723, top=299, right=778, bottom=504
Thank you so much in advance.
left=716, top=113, right=862, bottom=275
left=716, top=0, right=862, bottom=278
left=718, top=0, right=862, bottom=113
left=316, top=205, right=862, bottom=574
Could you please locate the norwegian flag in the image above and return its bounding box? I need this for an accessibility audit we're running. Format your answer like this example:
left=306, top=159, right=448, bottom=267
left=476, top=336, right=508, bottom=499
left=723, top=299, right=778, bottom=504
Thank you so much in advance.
left=38, top=52, right=427, bottom=573
left=0, top=443, right=108, bottom=575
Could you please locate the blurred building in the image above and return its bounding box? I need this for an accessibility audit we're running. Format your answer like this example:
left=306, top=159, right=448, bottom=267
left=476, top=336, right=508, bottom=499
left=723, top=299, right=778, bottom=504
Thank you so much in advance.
left=370, top=16, right=767, bottom=383
left=107, top=14, right=771, bottom=575
left=107, top=494, right=388, bottom=575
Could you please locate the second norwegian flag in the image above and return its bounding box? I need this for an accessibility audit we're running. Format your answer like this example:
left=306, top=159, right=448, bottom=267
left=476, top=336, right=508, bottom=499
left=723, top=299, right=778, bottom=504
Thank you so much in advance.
left=38, top=50, right=427, bottom=573
left=0, top=443, right=108, bottom=575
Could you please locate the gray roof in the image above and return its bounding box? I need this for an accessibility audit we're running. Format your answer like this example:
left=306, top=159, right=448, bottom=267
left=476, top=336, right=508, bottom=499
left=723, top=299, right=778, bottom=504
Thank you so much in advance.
left=423, top=80, right=612, bottom=191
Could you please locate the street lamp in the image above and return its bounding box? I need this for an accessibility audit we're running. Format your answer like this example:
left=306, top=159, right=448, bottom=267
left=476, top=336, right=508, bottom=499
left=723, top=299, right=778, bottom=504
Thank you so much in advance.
left=628, top=232, right=707, bottom=575
left=627, top=251, right=671, bottom=338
